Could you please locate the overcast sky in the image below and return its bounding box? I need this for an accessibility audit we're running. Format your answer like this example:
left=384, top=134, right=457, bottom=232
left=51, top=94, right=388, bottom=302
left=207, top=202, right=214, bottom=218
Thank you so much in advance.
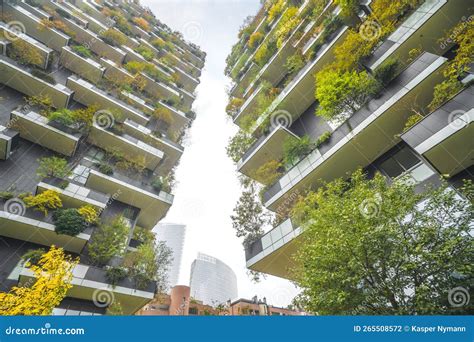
left=143, top=0, right=300, bottom=307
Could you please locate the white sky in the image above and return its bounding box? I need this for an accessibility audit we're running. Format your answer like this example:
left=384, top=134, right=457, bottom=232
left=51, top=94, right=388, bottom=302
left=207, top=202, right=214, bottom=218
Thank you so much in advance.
left=144, top=0, right=300, bottom=307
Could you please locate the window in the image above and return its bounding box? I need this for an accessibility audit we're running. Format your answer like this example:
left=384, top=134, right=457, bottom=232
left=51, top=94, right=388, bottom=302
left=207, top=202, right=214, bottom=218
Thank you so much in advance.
left=189, top=307, right=198, bottom=315
left=379, top=147, right=421, bottom=180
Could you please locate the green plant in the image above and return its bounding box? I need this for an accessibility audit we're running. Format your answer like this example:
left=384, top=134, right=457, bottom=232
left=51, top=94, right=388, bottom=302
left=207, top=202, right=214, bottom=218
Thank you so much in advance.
left=71, top=45, right=92, bottom=59
left=252, top=160, right=282, bottom=186
left=21, top=248, right=46, bottom=267
left=136, top=45, right=155, bottom=61
left=55, top=8, right=71, bottom=19
left=24, top=190, right=62, bottom=216
left=151, top=177, right=163, bottom=191
left=226, top=131, right=255, bottom=163
left=48, top=109, right=75, bottom=126
left=78, top=205, right=98, bottom=224
left=403, top=113, right=423, bottom=132
left=285, top=54, right=304, bottom=74
left=98, top=163, right=114, bottom=175
left=132, top=227, right=155, bottom=244
left=315, top=131, right=332, bottom=148
left=248, top=32, right=264, bottom=49
left=36, top=157, right=70, bottom=179
left=315, top=69, right=379, bottom=124
left=88, top=216, right=129, bottom=265
left=283, top=135, right=313, bottom=166
left=106, top=267, right=127, bottom=286
left=373, top=58, right=400, bottom=86
left=101, top=29, right=126, bottom=47
left=0, top=191, right=14, bottom=200
left=58, top=180, right=69, bottom=189
left=8, top=39, right=43, bottom=67
left=53, top=208, right=87, bottom=236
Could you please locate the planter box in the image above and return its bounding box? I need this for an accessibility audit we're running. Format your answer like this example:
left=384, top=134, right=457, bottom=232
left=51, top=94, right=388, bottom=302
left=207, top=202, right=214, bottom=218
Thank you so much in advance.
left=61, top=18, right=126, bottom=64
left=0, top=22, right=52, bottom=69
left=0, top=57, right=73, bottom=108
left=60, top=46, right=105, bottom=84
left=66, top=76, right=149, bottom=126
left=100, top=58, right=135, bottom=84
left=3, top=4, right=70, bottom=52
left=10, top=110, right=80, bottom=156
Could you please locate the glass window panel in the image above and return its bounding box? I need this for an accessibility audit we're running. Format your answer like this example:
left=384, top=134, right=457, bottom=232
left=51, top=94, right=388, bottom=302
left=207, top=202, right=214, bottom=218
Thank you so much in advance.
left=394, top=147, right=420, bottom=170
left=379, top=157, right=404, bottom=178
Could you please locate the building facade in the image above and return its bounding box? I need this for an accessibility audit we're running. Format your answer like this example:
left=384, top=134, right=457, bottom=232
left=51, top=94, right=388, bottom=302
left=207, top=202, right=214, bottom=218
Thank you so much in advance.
left=155, top=223, right=186, bottom=288
left=189, top=253, right=238, bottom=306
left=0, top=0, right=205, bottom=315
left=228, top=297, right=306, bottom=316
left=136, top=285, right=219, bottom=316
left=225, top=0, right=473, bottom=280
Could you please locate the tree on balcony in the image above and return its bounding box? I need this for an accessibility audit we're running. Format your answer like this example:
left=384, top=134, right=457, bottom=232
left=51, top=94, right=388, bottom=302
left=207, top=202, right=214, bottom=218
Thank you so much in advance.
left=7, top=39, right=43, bottom=67
left=88, top=215, right=129, bottom=265
left=0, top=246, right=78, bottom=315
left=292, top=170, right=473, bottom=315
left=24, top=189, right=62, bottom=216
left=36, top=156, right=71, bottom=179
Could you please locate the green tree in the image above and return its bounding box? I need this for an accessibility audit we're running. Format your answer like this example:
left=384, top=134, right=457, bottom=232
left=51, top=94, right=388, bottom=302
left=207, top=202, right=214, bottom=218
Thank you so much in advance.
left=315, top=69, right=379, bottom=125
left=226, top=130, right=255, bottom=163
left=88, top=216, right=129, bottom=265
left=292, top=170, right=473, bottom=315
left=36, top=156, right=71, bottom=179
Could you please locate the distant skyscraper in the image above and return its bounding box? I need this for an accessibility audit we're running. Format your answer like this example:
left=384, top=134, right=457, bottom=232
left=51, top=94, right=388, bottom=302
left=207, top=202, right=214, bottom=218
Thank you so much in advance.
left=155, top=223, right=186, bottom=288
left=189, top=253, right=238, bottom=306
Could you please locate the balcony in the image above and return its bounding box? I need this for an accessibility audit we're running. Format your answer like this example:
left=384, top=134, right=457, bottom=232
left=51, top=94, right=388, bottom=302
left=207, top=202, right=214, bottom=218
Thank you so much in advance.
left=233, top=84, right=264, bottom=125
left=84, top=169, right=173, bottom=229
left=10, top=110, right=80, bottom=157
left=60, top=46, right=105, bottom=84
left=37, top=178, right=110, bottom=211
left=263, top=52, right=447, bottom=211
left=366, top=0, right=470, bottom=70
left=87, top=123, right=164, bottom=171
left=60, top=18, right=126, bottom=64
left=74, top=0, right=114, bottom=28
left=18, top=264, right=155, bottom=315
left=0, top=22, right=52, bottom=70
left=0, top=57, right=73, bottom=108
left=0, top=206, right=91, bottom=255
left=250, top=26, right=349, bottom=135
left=140, top=72, right=181, bottom=103
left=61, top=1, right=110, bottom=35
left=100, top=58, right=135, bottom=84
left=245, top=219, right=302, bottom=279
left=122, top=45, right=148, bottom=64
left=66, top=76, right=149, bottom=126
left=172, top=65, right=200, bottom=93
left=237, top=125, right=299, bottom=182
left=123, top=119, right=184, bottom=175
left=3, top=4, right=70, bottom=52
left=0, top=125, right=17, bottom=160
left=402, top=85, right=474, bottom=177
left=17, top=0, right=52, bottom=20
left=120, top=91, right=155, bottom=115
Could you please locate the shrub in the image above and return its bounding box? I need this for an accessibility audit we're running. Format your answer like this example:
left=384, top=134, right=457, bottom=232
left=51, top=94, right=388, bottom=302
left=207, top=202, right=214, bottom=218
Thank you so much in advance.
left=55, top=8, right=71, bottom=19
left=153, top=107, right=174, bottom=125
left=226, top=131, right=255, bottom=163
left=71, top=45, right=92, bottom=59
left=151, top=177, right=163, bottom=191
left=315, top=69, right=379, bottom=123
left=106, top=266, right=128, bottom=286
left=21, top=248, right=45, bottom=266
left=254, top=41, right=277, bottom=67
left=24, top=190, right=62, bottom=216
left=53, top=208, right=87, bottom=236
left=136, top=45, right=155, bottom=61
left=248, top=32, right=263, bottom=49
left=101, top=29, right=126, bottom=47
left=373, top=58, right=400, bottom=86
left=25, top=95, right=53, bottom=111
left=225, top=97, right=244, bottom=117
left=283, top=135, right=313, bottom=166
left=151, top=38, right=165, bottom=50
left=253, top=160, right=282, bottom=185
left=403, top=113, right=423, bottom=133
left=78, top=205, right=99, bottom=224
left=124, top=61, right=148, bottom=74
left=132, top=17, right=151, bottom=32
left=48, top=109, right=75, bottom=126
left=36, top=157, right=70, bottom=179
left=268, top=0, right=285, bottom=22
left=285, top=54, right=304, bottom=74
left=132, top=227, right=155, bottom=244
left=0, top=191, right=14, bottom=200
left=88, top=216, right=129, bottom=265
left=98, top=163, right=114, bottom=175
left=8, top=39, right=43, bottom=66
left=315, top=131, right=332, bottom=148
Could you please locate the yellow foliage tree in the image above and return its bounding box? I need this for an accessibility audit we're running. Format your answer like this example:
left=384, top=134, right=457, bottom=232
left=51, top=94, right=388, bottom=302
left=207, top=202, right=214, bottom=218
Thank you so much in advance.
left=24, top=190, right=62, bottom=216
left=78, top=205, right=99, bottom=224
left=0, top=246, right=78, bottom=315
left=9, top=39, right=44, bottom=67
